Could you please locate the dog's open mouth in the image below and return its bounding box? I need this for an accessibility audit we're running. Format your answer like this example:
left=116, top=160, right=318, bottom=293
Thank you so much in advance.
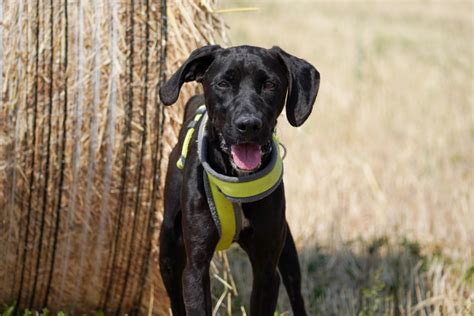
left=219, top=140, right=271, bottom=173
left=218, top=133, right=273, bottom=173
left=230, top=143, right=263, bottom=172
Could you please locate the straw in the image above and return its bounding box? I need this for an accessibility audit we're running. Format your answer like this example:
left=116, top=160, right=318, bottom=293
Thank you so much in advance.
left=0, top=0, right=227, bottom=314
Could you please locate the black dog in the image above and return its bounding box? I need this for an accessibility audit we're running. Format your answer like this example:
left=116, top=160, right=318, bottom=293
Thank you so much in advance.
left=158, top=45, right=320, bottom=315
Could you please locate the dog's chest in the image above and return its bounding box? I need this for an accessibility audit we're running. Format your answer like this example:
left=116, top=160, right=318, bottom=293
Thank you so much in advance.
left=236, top=207, right=255, bottom=241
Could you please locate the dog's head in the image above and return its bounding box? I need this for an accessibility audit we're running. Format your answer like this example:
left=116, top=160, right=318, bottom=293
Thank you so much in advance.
left=160, top=45, right=320, bottom=173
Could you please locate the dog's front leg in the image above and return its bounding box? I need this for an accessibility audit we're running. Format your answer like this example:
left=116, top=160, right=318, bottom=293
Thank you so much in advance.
left=278, top=223, right=307, bottom=315
left=182, top=250, right=213, bottom=316
left=250, top=264, right=281, bottom=315
left=181, top=195, right=219, bottom=316
left=244, top=226, right=287, bottom=316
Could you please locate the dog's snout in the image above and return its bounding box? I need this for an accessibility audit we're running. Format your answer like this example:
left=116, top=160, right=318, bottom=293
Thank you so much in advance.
left=235, top=116, right=263, bottom=134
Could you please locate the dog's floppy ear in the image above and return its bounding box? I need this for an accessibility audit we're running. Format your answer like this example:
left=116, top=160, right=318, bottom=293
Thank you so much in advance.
left=159, top=45, right=223, bottom=105
left=271, top=46, right=320, bottom=127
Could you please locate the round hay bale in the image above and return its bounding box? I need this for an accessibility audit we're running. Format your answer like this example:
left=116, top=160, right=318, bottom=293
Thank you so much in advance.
left=0, top=0, right=225, bottom=314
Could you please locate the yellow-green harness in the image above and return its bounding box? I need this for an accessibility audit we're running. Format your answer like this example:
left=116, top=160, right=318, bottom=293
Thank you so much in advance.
left=177, top=105, right=207, bottom=170
left=177, top=105, right=284, bottom=251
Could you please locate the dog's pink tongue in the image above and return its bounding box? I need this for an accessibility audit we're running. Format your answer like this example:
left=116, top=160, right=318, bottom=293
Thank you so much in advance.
left=231, top=144, right=262, bottom=171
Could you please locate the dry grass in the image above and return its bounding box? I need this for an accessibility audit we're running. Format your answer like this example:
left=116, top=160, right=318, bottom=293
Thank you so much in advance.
left=211, top=0, right=474, bottom=314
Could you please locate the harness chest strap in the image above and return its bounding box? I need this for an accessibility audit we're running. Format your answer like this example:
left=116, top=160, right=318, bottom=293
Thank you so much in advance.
left=202, top=173, right=242, bottom=250
left=178, top=105, right=284, bottom=251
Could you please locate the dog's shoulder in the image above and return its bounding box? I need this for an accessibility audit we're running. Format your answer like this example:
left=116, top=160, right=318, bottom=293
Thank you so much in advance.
left=175, top=94, right=205, bottom=145
left=183, top=94, right=205, bottom=122
left=172, top=94, right=206, bottom=177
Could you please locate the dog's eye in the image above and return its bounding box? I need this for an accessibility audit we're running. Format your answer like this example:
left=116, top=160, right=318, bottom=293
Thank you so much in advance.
left=216, top=80, right=230, bottom=89
left=262, top=80, right=276, bottom=90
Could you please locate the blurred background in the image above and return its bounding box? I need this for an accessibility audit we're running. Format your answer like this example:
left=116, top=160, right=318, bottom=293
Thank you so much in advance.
left=214, top=0, right=473, bottom=314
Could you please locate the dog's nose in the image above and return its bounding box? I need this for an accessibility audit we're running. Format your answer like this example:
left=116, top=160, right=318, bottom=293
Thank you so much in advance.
left=235, top=116, right=263, bottom=133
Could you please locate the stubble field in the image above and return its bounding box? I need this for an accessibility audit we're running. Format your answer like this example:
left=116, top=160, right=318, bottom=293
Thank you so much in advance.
left=214, top=1, right=473, bottom=314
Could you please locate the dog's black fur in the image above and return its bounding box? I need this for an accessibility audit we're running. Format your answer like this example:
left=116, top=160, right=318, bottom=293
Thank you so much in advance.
left=158, top=45, right=320, bottom=316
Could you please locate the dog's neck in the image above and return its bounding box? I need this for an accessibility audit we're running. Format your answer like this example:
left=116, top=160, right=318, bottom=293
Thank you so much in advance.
left=206, top=124, right=272, bottom=177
